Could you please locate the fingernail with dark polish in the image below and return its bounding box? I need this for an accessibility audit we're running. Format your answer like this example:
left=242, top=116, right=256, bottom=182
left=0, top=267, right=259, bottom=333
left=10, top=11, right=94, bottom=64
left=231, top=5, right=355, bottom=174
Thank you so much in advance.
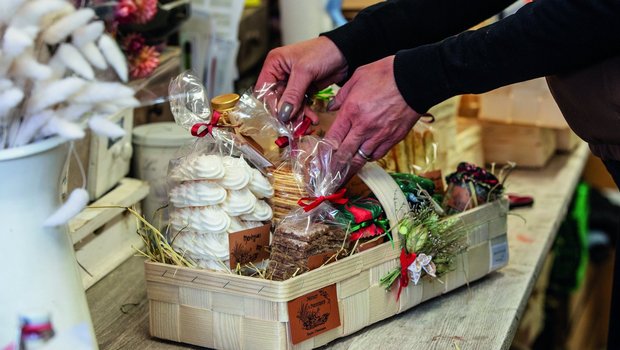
left=278, top=103, right=293, bottom=122
left=327, top=99, right=335, bottom=111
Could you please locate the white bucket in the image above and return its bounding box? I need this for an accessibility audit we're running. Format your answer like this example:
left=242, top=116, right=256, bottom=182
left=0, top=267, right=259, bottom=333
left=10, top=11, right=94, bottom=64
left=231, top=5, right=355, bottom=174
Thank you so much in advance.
left=0, top=137, right=96, bottom=348
left=132, top=123, right=193, bottom=227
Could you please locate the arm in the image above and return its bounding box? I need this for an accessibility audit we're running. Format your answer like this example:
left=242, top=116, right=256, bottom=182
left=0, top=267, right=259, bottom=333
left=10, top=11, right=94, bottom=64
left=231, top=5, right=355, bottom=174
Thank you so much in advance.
left=394, top=0, right=620, bottom=112
left=323, top=0, right=515, bottom=78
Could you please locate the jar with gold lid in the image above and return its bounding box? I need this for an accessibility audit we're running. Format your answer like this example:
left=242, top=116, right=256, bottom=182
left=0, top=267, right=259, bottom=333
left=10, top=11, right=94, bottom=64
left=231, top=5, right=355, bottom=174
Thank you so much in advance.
left=212, top=92, right=280, bottom=154
left=210, top=93, right=240, bottom=124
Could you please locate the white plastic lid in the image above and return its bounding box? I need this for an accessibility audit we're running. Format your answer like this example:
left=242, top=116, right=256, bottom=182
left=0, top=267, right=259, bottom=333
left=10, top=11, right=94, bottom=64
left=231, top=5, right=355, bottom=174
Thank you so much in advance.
left=132, top=122, right=194, bottom=147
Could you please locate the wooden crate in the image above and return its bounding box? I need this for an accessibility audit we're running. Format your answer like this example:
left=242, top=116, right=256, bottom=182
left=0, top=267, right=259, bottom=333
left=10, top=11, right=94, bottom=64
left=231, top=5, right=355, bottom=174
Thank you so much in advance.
left=481, top=120, right=556, bottom=168
left=479, top=78, right=567, bottom=129
left=145, top=163, right=509, bottom=349
left=70, top=178, right=149, bottom=289
left=65, top=108, right=134, bottom=201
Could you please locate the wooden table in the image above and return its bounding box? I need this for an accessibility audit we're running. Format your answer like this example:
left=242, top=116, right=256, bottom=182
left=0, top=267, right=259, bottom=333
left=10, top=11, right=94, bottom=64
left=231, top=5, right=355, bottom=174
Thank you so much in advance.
left=87, top=143, right=590, bottom=350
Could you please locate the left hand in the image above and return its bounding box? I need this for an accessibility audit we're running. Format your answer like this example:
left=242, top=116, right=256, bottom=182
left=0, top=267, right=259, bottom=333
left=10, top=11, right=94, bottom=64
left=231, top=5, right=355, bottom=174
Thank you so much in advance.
left=325, top=55, right=422, bottom=177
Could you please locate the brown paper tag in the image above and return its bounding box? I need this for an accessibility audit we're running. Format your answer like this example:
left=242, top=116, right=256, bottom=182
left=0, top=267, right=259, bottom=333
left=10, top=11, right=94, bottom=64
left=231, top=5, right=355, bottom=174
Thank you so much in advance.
left=287, top=284, right=340, bottom=344
left=228, top=223, right=271, bottom=269
left=307, top=251, right=337, bottom=270
left=420, top=169, right=445, bottom=194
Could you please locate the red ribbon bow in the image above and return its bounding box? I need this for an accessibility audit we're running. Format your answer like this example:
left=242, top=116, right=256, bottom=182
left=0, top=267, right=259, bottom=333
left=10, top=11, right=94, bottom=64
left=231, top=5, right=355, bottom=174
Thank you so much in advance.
left=275, top=116, right=312, bottom=148
left=21, top=322, right=53, bottom=335
left=397, top=248, right=417, bottom=300
left=297, top=188, right=348, bottom=212
left=191, top=111, right=222, bottom=137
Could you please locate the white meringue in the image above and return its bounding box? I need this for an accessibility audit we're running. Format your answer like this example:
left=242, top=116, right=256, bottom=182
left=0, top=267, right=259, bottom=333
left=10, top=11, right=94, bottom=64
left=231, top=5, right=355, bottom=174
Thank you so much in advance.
left=248, top=168, right=274, bottom=199
left=240, top=200, right=273, bottom=221
left=172, top=230, right=230, bottom=260
left=219, top=164, right=251, bottom=190
left=244, top=221, right=265, bottom=229
left=169, top=161, right=195, bottom=181
left=169, top=154, right=225, bottom=181
left=221, top=188, right=257, bottom=216
left=169, top=181, right=227, bottom=207
left=222, top=155, right=251, bottom=169
left=171, top=230, right=231, bottom=271
left=170, top=206, right=231, bottom=234
left=194, top=154, right=225, bottom=179
left=228, top=216, right=247, bottom=233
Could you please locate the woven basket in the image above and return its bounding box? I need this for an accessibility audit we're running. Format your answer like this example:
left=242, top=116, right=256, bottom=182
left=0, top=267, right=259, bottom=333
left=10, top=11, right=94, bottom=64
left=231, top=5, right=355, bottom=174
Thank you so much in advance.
left=145, top=163, right=509, bottom=349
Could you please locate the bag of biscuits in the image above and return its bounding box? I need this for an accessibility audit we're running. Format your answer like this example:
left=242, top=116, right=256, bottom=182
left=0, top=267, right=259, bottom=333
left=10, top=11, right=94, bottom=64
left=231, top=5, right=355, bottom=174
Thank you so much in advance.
left=266, top=136, right=350, bottom=280
left=165, top=71, right=275, bottom=271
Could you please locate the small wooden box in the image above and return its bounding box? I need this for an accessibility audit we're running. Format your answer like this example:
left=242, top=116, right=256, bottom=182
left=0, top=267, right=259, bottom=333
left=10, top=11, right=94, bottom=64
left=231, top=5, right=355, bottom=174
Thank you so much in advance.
left=65, top=108, right=134, bottom=201
left=145, top=163, right=509, bottom=349
left=481, top=121, right=556, bottom=168
left=70, top=178, right=149, bottom=289
left=479, top=78, right=567, bottom=129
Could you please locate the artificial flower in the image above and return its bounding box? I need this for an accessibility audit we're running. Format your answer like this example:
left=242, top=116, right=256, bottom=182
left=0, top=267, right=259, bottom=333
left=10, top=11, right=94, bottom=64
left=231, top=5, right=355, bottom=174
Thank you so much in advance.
left=122, top=32, right=145, bottom=53
left=128, top=45, right=159, bottom=79
left=115, top=0, right=157, bottom=25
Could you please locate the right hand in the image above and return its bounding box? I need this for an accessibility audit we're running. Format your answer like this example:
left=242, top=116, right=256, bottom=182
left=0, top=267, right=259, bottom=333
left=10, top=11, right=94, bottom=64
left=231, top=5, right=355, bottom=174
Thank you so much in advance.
left=256, top=36, right=348, bottom=123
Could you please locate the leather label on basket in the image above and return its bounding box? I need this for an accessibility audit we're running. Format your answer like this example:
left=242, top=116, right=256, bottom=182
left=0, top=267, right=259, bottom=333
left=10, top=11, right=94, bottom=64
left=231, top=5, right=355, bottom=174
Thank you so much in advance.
left=228, top=222, right=271, bottom=269
left=287, top=284, right=340, bottom=344
left=307, top=251, right=337, bottom=270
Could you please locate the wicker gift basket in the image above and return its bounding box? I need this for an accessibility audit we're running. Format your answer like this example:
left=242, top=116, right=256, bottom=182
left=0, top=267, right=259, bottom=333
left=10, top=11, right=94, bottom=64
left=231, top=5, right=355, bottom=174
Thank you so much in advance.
left=144, top=162, right=509, bottom=349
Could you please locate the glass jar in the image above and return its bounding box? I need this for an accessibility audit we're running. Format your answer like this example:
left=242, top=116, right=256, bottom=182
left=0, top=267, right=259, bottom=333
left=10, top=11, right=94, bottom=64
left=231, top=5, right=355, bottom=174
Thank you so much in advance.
left=210, top=93, right=240, bottom=124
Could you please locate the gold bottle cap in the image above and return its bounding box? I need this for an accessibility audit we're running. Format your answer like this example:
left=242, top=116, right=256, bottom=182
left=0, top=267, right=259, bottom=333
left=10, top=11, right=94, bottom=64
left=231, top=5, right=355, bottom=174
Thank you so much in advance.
left=211, top=93, right=240, bottom=111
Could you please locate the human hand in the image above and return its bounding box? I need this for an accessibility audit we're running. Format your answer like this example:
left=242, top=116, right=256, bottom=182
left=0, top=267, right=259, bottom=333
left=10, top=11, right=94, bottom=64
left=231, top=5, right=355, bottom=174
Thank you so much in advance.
left=325, top=55, right=422, bottom=177
left=256, top=36, right=348, bottom=124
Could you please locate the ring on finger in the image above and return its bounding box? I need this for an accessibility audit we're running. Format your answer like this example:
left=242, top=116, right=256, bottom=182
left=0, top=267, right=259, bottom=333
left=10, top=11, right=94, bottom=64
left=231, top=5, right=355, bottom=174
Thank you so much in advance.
left=357, top=148, right=373, bottom=162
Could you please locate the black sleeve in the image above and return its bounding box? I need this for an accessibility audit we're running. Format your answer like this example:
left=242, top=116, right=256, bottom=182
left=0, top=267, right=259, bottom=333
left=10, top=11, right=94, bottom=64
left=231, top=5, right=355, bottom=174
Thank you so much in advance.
left=322, top=0, right=514, bottom=78
left=395, top=0, right=620, bottom=112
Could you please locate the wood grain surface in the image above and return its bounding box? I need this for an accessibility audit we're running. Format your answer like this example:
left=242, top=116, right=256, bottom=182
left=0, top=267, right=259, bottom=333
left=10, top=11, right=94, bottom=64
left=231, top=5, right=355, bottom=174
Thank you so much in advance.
left=87, top=143, right=590, bottom=350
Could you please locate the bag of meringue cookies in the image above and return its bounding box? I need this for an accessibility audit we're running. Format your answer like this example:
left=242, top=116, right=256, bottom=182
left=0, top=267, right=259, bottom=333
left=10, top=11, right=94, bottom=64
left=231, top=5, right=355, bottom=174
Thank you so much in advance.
left=165, top=71, right=275, bottom=271
left=266, top=136, right=351, bottom=280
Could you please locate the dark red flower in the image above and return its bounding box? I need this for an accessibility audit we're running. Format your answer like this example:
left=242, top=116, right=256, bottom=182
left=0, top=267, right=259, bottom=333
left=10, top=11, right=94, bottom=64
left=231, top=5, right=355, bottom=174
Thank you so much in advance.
left=122, top=33, right=145, bottom=53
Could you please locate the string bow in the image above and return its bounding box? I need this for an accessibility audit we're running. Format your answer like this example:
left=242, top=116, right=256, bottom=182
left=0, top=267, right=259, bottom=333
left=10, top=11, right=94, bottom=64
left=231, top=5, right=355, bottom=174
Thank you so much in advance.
left=297, top=188, right=348, bottom=212
left=407, top=253, right=436, bottom=285
left=191, top=111, right=222, bottom=137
